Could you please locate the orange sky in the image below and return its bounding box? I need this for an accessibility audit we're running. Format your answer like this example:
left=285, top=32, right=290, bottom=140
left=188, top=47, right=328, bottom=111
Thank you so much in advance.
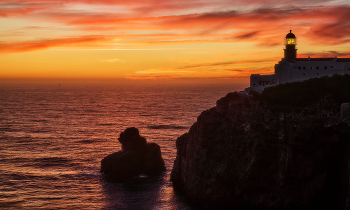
left=1, top=0, right=350, bottom=82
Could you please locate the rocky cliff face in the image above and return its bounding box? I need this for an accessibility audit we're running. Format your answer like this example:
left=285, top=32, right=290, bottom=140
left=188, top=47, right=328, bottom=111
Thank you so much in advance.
left=171, top=75, right=350, bottom=209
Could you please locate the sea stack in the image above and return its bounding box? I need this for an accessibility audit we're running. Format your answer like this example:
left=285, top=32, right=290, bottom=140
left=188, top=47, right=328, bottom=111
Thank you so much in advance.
left=101, top=127, right=166, bottom=180
left=171, top=74, right=350, bottom=209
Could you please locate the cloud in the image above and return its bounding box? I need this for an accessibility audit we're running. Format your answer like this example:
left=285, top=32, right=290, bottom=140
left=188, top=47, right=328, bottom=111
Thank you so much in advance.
left=299, top=51, right=350, bottom=58
left=99, top=59, right=120, bottom=62
left=257, top=42, right=280, bottom=47
left=62, top=5, right=349, bottom=46
left=0, top=0, right=213, bottom=18
left=135, top=69, right=191, bottom=74
left=235, top=31, right=260, bottom=40
left=0, top=36, right=111, bottom=53
left=124, top=58, right=277, bottom=79
left=126, top=66, right=273, bottom=80
left=2, top=1, right=350, bottom=52
left=0, top=2, right=61, bottom=17
left=307, top=22, right=350, bottom=45
left=177, top=58, right=278, bottom=70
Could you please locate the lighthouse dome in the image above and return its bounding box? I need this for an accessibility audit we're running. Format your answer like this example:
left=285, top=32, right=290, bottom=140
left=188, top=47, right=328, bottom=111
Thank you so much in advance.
left=286, top=30, right=296, bottom=38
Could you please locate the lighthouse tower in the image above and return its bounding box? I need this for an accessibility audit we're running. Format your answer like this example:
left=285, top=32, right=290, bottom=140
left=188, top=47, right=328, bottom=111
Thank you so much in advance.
left=284, top=30, right=297, bottom=62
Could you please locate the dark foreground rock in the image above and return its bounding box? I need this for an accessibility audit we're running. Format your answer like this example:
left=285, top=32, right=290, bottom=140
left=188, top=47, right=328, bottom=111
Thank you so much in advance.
left=171, top=75, right=350, bottom=209
left=101, top=127, right=166, bottom=180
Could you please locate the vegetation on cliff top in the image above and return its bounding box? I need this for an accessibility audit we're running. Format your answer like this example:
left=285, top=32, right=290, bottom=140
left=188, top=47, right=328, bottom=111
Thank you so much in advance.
left=249, top=74, right=350, bottom=107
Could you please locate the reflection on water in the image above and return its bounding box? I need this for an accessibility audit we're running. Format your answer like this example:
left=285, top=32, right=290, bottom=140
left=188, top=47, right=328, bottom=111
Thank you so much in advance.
left=102, top=175, right=164, bottom=209
left=101, top=173, right=192, bottom=210
left=0, top=81, right=246, bottom=209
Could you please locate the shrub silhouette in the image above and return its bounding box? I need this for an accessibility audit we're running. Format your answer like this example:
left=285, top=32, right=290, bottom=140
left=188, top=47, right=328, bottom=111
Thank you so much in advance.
left=255, top=74, right=350, bottom=107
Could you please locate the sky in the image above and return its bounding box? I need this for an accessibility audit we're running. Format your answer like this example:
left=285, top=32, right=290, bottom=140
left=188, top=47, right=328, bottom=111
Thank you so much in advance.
left=1, top=0, right=350, bottom=82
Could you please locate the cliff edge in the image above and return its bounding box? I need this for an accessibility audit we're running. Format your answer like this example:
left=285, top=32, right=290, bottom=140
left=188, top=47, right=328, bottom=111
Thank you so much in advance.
left=170, top=74, right=350, bottom=209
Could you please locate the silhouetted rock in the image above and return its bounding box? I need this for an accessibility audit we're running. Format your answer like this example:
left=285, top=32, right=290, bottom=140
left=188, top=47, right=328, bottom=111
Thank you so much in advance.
left=171, top=75, right=350, bottom=209
left=118, top=127, right=147, bottom=151
left=101, top=127, right=165, bottom=181
left=143, top=143, right=166, bottom=175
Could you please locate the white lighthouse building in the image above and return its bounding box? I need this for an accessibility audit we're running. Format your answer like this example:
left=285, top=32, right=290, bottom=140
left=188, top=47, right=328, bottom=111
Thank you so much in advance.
left=245, top=30, right=350, bottom=93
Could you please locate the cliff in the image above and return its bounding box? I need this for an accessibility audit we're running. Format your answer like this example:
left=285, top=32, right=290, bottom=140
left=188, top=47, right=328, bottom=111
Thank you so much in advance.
left=170, top=74, right=350, bottom=209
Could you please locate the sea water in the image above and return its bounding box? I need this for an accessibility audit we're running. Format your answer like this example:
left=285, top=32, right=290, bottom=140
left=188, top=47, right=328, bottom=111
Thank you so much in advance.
left=0, top=80, right=246, bottom=209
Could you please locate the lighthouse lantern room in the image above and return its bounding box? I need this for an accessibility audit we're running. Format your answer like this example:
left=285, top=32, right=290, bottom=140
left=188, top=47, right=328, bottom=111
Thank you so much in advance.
left=284, top=30, right=297, bottom=62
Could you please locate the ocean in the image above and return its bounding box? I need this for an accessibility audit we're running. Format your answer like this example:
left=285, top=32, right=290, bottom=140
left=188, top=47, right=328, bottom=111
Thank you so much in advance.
left=0, top=80, right=246, bottom=209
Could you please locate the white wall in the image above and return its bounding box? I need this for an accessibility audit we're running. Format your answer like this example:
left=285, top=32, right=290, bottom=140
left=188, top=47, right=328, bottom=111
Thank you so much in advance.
left=290, top=60, right=347, bottom=82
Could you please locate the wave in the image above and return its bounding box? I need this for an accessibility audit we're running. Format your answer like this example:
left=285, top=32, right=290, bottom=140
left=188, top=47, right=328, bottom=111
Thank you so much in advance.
left=30, top=129, right=52, bottom=133
left=147, top=125, right=189, bottom=130
left=0, top=200, right=24, bottom=208
left=0, top=126, right=22, bottom=132
left=77, top=139, right=106, bottom=144
left=96, top=123, right=116, bottom=126
left=2, top=157, right=31, bottom=165
left=30, top=119, right=49, bottom=123
left=34, top=157, right=73, bottom=168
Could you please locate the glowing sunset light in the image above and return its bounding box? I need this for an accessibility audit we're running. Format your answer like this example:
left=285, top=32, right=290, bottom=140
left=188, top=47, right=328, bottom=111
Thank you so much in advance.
left=1, top=0, right=350, bottom=81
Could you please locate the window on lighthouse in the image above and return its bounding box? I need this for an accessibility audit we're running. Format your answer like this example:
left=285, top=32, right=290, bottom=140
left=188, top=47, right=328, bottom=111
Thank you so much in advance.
left=286, top=38, right=295, bottom=45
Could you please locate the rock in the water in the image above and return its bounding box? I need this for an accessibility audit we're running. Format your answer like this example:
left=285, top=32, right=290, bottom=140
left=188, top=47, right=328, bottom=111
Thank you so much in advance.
left=118, top=127, right=147, bottom=151
left=171, top=75, right=350, bottom=209
left=143, top=143, right=166, bottom=175
left=100, top=150, right=143, bottom=180
left=101, top=127, right=165, bottom=180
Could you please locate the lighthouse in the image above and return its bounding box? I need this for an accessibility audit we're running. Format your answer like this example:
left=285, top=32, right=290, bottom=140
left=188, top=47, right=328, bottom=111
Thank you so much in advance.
left=245, top=30, right=350, bottom=93
left=284, top=30, right=297, bottom=62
